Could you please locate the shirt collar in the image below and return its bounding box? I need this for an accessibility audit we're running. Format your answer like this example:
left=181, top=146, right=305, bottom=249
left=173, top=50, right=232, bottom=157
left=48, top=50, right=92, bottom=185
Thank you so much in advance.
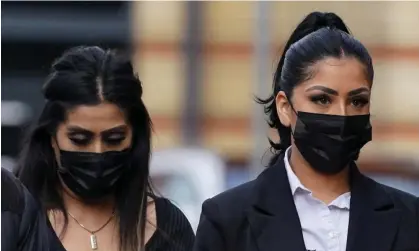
left=283, top=147, right=309, bottom=195
left=283, top=146, right=351, bottom=209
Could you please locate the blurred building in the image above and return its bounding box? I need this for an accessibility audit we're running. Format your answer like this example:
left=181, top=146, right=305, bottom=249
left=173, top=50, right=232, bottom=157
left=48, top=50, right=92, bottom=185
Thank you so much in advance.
left=2, top=1, right=419, bottom=203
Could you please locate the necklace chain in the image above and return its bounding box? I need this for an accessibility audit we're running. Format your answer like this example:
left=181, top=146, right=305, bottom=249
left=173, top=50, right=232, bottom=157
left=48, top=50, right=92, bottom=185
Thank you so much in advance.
left=68, top=211, right=115, bottom=234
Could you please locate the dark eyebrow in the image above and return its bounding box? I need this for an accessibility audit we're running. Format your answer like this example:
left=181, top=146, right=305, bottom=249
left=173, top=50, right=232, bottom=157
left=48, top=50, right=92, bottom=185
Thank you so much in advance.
left=67, top=125, right=92, bottom=134
left=305, top=86, right=338, bottom=96
left=101, top=125, right=128, bottom=135
left=67, top=125, right=127, bottom=135
left=348, top=87, right=370, bottom=97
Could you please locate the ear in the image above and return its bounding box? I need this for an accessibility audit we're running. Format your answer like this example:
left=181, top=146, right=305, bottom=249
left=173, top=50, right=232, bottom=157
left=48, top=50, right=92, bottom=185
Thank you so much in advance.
left=275, top=91, right=292, bottom=127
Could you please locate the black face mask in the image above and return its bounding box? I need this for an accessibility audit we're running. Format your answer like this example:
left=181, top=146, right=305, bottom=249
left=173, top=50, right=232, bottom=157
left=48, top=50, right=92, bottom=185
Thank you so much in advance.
left=58, top=149, right=130, bottom=200
left=292, top=111, right=372, bottom=174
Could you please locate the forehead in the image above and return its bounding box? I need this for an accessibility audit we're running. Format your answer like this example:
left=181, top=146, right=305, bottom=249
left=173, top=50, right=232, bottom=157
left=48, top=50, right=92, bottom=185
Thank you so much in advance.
left=301, top=57, right=370, bottom=90
left=65, top=103, right=127, bottom=130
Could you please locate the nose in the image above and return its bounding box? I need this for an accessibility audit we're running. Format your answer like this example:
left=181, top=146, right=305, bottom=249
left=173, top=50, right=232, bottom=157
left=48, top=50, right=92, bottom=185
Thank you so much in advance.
left=92, top=142, right=104, bottom=153
left=330, top=100, right=348, bottom=116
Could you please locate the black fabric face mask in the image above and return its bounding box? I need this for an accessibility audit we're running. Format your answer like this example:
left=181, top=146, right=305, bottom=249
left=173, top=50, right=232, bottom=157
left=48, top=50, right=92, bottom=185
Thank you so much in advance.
left=292, top=112, right=372, bottom=174
left=58, top=149, right=130, bottom=200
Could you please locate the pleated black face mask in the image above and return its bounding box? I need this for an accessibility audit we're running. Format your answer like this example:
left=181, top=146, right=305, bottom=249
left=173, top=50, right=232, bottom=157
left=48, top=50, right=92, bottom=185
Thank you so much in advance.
left=58, top=149, right=130, bottom=200
left=292, top=111, right=372, bottom=174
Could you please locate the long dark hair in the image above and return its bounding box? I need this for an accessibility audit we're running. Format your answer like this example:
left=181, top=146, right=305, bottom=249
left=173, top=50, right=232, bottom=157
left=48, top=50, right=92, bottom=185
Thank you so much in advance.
left=257, top=12, right=374, bottom=164
left=15, top=46, right=152, bottom=251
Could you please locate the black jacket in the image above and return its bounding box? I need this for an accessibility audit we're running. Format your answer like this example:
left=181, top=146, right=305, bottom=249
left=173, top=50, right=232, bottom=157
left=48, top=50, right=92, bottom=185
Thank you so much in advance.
left=193, top=155, right=419, bottom=251
left=1, top=168, right=66, bottom=251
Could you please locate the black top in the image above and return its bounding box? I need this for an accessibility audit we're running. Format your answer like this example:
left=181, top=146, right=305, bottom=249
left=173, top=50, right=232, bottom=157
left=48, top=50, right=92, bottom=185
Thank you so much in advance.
left=193, top=154, right=419, bottom=251
left=146, top=197, right=195, bottom=251
left=1, top=168, right=66, bottom=251
left=3, top=166, right=194, bottom=251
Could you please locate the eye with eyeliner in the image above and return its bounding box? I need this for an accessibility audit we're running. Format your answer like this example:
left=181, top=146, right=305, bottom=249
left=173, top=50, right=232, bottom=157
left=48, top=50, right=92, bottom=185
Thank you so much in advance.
left=66, top=125, right=128, bottom=147
left=350, top=96, right=369, bottom=108
left=68, top=133, right=92, bottom=146
left=309, top=94, right=332, bottom=106
left=104, top=134, right=126, bottom=146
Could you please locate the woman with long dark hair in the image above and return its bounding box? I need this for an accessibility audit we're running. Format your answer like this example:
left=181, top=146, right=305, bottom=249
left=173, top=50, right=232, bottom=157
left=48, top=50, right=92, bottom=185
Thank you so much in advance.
left=193, top=12, right=419, bottom=251
left=15, top=46, right=194, bottom=251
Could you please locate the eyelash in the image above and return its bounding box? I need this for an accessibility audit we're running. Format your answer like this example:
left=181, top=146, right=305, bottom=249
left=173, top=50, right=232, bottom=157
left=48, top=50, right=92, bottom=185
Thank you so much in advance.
left=310, top=94, right=331, bottom=106
left=309, top=95, right=369, bottom=108
left=105, top=137, right=125, bottom=146
left=351, top=97, right=369, bottom=107
left=69, top=138, right=90, bottom=146
left=69, top=136, right=126, bottom=146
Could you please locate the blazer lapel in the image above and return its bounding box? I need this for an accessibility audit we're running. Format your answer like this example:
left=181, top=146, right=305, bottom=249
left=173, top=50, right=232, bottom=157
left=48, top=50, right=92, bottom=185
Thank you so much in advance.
left=346, top=165, right=401, bottom=251
left=247, top=154, right=306, bottom=251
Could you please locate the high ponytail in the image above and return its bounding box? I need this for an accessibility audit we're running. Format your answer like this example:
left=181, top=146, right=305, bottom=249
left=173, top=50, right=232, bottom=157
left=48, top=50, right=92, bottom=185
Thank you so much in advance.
left=257, top=11, right=373, bottom=164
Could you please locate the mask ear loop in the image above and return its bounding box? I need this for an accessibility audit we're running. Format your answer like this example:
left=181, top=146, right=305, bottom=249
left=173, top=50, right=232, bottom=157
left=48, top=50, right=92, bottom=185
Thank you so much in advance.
left=286, top=96, right=299, bottom=138
left=52, top=136, right=67, bottom=174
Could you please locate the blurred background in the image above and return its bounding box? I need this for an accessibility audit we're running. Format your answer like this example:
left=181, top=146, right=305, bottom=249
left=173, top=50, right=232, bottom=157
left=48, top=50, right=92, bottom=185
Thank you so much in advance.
left=2, top=1, right=419, bottom=231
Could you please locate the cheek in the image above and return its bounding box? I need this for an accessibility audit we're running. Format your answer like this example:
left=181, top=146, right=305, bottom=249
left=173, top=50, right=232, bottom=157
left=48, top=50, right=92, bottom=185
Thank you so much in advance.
left=293, top=97, right=318, bottom=113
left=54, top=126, right=68, bottom=149
left=123, top=131, right=134, bottom=148
left=55, top=130, right=73, bottom=150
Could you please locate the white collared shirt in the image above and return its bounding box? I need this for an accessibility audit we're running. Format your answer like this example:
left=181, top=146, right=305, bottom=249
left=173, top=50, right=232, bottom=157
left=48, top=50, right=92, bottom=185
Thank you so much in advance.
left=284, top=147, right=351, bottom=251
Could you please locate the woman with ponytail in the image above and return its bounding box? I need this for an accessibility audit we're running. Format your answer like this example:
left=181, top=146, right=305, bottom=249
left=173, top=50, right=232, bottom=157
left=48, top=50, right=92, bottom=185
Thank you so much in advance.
left=193, top=12, right=419, bottom=251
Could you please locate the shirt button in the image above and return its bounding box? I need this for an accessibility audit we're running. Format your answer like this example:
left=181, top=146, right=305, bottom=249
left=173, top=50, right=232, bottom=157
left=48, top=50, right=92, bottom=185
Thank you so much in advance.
left=329, top=232, right=338, bottom=238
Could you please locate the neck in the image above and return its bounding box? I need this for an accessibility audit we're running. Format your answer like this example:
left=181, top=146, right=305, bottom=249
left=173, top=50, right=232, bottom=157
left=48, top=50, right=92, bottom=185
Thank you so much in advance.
left=289, top=145, right=350, bottom=204
left=63, top=189, right=114, bottom=216
left=54, top=187, right=116, bottom=229
left=49, top=187, right=116, bottom=234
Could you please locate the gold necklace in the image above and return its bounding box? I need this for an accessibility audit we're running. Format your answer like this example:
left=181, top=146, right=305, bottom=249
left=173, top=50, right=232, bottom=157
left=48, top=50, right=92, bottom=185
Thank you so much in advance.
left=68, top=211, right=115, bottom=250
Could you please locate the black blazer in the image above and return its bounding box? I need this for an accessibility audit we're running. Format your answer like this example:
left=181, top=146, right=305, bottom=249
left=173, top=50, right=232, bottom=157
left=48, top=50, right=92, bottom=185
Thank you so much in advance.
left=193, top=155, right=419, bottom=251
